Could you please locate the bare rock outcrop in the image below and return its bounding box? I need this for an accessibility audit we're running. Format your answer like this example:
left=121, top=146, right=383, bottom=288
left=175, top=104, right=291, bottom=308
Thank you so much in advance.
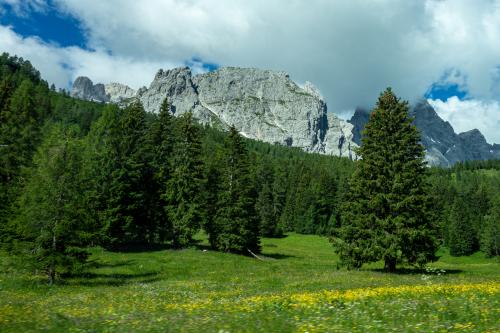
left=72, top=67, right=357, bottom=157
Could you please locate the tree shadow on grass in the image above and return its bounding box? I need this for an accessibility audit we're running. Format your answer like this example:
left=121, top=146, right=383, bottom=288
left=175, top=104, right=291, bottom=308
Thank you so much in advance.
left=106, top=243, right=173, bottom=253
left=261, top=252, right=296, bottom=260
left=85, top=259, right=136, bottom=269
left=369, top=267, right=463, bottom=275
left=61, top=271, right=161, bottom=287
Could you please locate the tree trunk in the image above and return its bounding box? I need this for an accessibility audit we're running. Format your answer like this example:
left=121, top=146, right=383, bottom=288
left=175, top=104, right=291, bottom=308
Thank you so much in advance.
left=48, top=265, right=55, bottom=285
left=384, top=257, right=397, bottom=272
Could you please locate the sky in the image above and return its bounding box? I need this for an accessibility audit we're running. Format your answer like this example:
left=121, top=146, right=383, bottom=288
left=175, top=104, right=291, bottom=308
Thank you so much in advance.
left=1, top=0, right=499, bottom=143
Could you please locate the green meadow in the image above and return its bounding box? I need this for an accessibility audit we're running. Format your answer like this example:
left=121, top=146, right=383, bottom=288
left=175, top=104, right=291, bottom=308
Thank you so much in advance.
left=1, top=233, right=499, bottom=332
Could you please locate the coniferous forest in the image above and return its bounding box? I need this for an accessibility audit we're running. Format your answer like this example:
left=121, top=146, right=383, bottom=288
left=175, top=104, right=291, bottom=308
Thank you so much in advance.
left=0, top=53, right=499, bottom=282
left=1, top=53, right=499, bottom=331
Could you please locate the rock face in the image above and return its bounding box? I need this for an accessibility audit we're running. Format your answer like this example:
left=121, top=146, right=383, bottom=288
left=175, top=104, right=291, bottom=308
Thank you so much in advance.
left=105, top=83, right=136, bottom=103
left=349, top=107, right=370, bottom=145
left=72, top=67, right=357, bottom=157
left=349, top=99, right=500, bottom=166
left=71, top=77, right=136, bottom=104
left=71, top=77, right=108, bottom=102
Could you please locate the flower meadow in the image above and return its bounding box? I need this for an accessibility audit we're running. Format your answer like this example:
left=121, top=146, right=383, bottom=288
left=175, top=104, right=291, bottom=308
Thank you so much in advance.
left=1, top=234, right=499, bottom=332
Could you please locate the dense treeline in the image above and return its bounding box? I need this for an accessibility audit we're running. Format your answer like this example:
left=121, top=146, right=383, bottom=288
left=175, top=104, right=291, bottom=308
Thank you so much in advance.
left=0, top=53, right=354, bottom=281
left=428, top=161, right=500, bottom=257
left=0, top=53, right=498, bottom=281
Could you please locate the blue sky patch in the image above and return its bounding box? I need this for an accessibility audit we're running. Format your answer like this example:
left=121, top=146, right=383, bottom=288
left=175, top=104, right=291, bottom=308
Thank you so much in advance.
left=425, top=82, right=468, bottom=101
left=186, top=57, right=220, bottom=72
left=0, top=1, right=86, bottom=48
left=424, top=69, right=469, bottom=101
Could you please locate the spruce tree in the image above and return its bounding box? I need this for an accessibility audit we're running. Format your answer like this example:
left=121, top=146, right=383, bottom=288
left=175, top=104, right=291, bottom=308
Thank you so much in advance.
left=257, top=182, right=276, bottom=237
left=256, top=160, right=282, bottom=237
left=148, top=98, right=175, bottom=243
left=272, top=164, right=287, bottom=233
left=164, top=112, right=204, bottom=248
left=481, top=194, right=499, bottom=257
left=17, top=125, right=88, bottom=284
left=333, top=88, right=438, bottom=271
left=448, top=195, right=477, bottom=256
left=209, top=126, right=260, bottom=253
left=100, top=102, right=153, bottom=248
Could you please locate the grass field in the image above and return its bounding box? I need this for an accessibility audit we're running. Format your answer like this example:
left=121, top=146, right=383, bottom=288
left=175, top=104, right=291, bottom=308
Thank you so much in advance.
left=1, top=233, right=499, bottom=332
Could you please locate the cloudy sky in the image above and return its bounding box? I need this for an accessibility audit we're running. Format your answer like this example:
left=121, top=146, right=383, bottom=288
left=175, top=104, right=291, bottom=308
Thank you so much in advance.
left=1, top=0, right=499, bottom=143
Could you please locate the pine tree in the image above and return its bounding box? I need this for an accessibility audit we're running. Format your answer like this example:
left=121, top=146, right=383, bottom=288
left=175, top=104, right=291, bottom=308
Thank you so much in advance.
left=272, top=164, right=287, bottom=234
left=149, top=98, right=175, bottom=242
left=0, top=79, right=38, bottom=181
left=480, top=194, right=499, bottom=257
left=333, top=88, right=438, bottom=271
left=257, top=182, right=276, bottom=236
left=255, top=160, right=282, bottom=237
left=448, top=195, right=477, bottom=256
left=100, top=102, right=153, bottom=248
left=164, top=112, right=205, bottom=248
left=209, top=126, right=260, bottom=253
left=17, top=125, right=88, bottom=284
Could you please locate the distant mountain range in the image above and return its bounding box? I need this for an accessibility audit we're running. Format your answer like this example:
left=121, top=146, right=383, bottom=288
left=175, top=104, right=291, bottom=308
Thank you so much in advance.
left=71, top=68, right=499, bottom=167
left=350, top=100, right=500, bottom=167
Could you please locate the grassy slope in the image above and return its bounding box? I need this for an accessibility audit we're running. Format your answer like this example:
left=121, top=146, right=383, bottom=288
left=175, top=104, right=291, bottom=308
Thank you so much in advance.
left=1, top=233, right=499, bottom=332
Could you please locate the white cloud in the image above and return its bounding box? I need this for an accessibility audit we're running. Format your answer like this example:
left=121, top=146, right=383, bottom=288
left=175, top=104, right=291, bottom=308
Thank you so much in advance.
left=0, top=0, right=47, bottom=17
left=428, top=97, right=500, bottom=144
left=47, top=0, right=500, bottom=109
left=0, top=25, right=181, bottom=89
left=1, top=0, right=500, bottom=143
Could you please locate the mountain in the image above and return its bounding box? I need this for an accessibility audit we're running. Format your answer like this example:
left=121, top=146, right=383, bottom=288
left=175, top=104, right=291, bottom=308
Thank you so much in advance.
left=71, top=67, right=356, bottom=158
left=72, top=77, right=136, bottom=103
left=349, top=99, right=500, bottom=166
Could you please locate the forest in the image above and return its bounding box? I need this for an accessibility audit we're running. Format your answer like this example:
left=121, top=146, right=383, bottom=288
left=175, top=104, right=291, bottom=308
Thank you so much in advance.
left=0, top=53, right=498, bottom=283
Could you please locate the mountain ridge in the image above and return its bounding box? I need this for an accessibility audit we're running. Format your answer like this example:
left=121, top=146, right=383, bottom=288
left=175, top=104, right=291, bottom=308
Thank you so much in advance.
left=72, top=67, right=356, bottom=158
left=71, top=68, right=498, bottom=166
left=349, top=100, right=500, bottom=166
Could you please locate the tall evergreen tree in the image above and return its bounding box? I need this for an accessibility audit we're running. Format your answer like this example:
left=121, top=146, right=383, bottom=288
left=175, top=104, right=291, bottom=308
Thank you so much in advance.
left=149, top=98, right=175, bottom=242
left=481, top=194, right=500, bottom=257
left=448, top=195, right=477, bottom=256
left=257, top=182, right=276, bottom=236
left=209, top=126, right=260, bottom=253
left=272, top=164, right=287, bottom=233
left=99, top=102, right=153, bottom=248
left=333, top=88, right=438, bottom=271
left=0, top=79, right=38, bottom=180
left=256, top=160, right=281, bottom=237
left=164, top=112, right=204, bottom=248
left=16, top=125, right=88, bottom=284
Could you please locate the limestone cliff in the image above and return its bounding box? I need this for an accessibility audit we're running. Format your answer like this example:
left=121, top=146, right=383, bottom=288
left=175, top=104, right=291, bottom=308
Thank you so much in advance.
left=72, top=67, right=357, bottom=157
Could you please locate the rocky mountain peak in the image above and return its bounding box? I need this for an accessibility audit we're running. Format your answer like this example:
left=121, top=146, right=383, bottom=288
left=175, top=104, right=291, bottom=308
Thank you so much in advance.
left=348, top=98, right=500, bottom=166
left=349, top=108, right=370, bottom=145
left=72, top=67, right=357, bottom=158
left=72, top=76, right=107, bottom=102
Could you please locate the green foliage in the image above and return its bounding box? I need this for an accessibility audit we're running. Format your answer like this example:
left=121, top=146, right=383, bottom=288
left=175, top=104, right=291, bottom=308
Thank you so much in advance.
left=209, top=127, right=260, bottom=253
left=448, top=195, right=478, bottom=256
left=15, top=124, right=89, bottom=284
left=164, top=112, right=205, bottom=248
left=255, top=160, right=283, bottom=237
left=334, top=88, right=438, bottom=271
left=98, top=102, right=157, bottom=248
left=428, top=162, right=500, bottom=257
left=481, top=194, right=500, bottom=257
left=148, top=98, right=175, bottom=242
